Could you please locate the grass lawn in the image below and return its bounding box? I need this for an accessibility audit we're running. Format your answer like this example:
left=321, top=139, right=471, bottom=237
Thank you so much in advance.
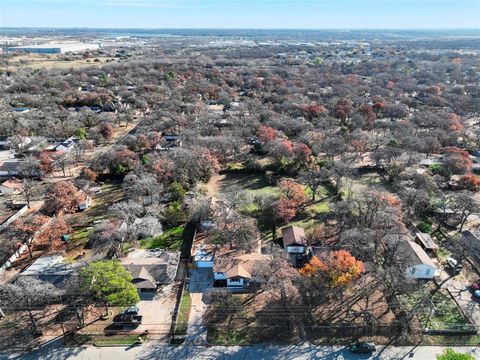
left=174, top=290, right=191, bottom=335
left=304, top=185, right=330, bottom=200
left=208, top=328, right=252, bottom=345
left=307, top=200, right=330, bottom=215
left=400, top=290, right=469, bottom=330
left=70, top=227, right=93, bottom=243
left=87, top=183, right=125, bottom=222
left=423, top=334, right=480, bottom=346
left=140, top=225, right=184, bottom=251
left=94, top=335, right=143, bottom=346
left=436, top=247, right=451, bottom=263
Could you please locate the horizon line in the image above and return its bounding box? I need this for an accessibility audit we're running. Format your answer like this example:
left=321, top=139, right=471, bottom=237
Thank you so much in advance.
left=1, top=26, right=480, bottom=31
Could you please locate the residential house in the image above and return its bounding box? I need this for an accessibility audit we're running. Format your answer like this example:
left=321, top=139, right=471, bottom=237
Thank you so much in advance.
left=0, top=137, right=10, bottom=150
left=471, top=150, right=480, bottom=164
left=54, top=137, right=78, bottom=152
left=419, top=156, right=442, bottom=167
left=19, top=255, right=76, bottom=289
left=282, top=225, right=309, bottom=267
left=398, top=240, right=440, bottom=279
left=78, top=191, right=92, bottom=211
left=0, top=162, right=21, bottom=177
left=121, top=253, right=179, bottom=299
left=0, top=179, right=23, bottom=195
left=213, top=253, right=271, bottom=290
left=282, top=225, right=307, bottom=253
left=155, top=134, right=182, bottom=151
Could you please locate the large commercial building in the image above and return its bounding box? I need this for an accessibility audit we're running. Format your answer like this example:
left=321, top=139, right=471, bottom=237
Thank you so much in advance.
left=7, top=42, right=100, bottom=54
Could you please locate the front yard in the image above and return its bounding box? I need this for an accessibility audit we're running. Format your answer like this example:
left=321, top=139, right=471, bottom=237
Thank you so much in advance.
left=400, top=289, right=470, bottom=330
left=174, top=289, right=191, bottom=335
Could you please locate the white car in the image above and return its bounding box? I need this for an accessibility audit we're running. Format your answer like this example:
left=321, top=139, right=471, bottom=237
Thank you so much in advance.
left=446, top=257, right=463, bottom=273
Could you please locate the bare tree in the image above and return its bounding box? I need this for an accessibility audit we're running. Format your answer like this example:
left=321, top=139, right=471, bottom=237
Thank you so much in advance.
left=22, top=178, right=38, bottom=208
left=0, top=278, right=58, bottom=335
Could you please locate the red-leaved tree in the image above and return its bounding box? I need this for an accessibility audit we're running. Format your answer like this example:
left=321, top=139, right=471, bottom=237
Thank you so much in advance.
left=45, top=181, right=82, bottom=214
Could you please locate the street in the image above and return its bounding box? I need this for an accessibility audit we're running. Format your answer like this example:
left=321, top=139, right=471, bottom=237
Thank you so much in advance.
left=1, top=340, right=480, bottom=360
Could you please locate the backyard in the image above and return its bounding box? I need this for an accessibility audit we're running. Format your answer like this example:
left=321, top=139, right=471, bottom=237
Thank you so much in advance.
left=139, top=225, right=185, bottom=251
left=206, top=171, right=332, bottom=238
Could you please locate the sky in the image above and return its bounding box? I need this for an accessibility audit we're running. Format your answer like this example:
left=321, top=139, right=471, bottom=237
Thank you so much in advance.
left=0, top=0, right=479, bottom=29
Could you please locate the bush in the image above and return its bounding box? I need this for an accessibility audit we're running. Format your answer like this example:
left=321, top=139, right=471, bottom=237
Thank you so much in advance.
left=244, top=158, right=263, bottom=172
left=417, top=221, right=432, bottom=233
left=429, top=164, right=449, bottom=178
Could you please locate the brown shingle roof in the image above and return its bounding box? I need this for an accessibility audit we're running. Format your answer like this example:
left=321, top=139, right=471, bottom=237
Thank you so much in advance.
left=282, top=225, right=307, bottom=247
left=1, top=179, right=23, bottom=191
left=214, top=252, right=271, bottom=279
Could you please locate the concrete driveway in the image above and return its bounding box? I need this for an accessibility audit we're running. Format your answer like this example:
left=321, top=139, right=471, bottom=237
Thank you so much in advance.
left=135, top=284, right=178, bottom=340
left=186, top=268, right=213, bottom=345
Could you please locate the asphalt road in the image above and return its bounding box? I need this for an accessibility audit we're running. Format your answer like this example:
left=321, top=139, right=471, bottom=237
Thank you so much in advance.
left=1, top=340, right=479, bottom=360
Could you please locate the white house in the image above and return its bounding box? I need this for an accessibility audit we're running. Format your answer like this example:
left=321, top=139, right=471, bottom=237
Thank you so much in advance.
left=213, top=253, right=271, bottom=290
left=398, top=240, right=440, bottom=279
left=282, top=225, right=307, bottom=254
left=282, top=225, right=309, bottom=268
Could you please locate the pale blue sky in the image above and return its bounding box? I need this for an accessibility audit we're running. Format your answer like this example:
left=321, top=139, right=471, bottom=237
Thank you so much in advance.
left=0, top=0, right=479, bottom=29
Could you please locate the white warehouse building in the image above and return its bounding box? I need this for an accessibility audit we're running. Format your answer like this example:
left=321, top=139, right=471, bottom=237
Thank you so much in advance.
left=7, top=42, right=100, bottom=54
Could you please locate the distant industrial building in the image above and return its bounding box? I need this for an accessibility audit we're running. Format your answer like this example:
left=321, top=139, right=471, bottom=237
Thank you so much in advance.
left=7, top=42, right=100, bottom=54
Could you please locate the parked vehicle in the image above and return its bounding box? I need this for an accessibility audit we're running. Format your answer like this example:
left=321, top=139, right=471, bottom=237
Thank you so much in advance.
left=348, top=342, right=376, bottom=354
left=124, top=306, right=139, bottom=315
left=446, top=258, right=463, bottom=274
left=470, top=281, right=480, bottom=291
left=474, top=290, right=480, bottom=299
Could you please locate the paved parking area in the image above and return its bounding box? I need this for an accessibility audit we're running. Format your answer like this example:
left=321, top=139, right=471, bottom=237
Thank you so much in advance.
left=136, top=284, right=178, bottom=339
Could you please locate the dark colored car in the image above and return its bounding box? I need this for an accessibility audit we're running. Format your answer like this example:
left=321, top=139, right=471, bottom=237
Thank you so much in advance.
left=124, top=306, right=139, bottom=315
left=349, top=342, right=376, bottom=354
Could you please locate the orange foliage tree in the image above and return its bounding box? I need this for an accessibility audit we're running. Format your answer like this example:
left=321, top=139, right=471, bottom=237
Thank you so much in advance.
left=39, top=152, right=54, bottom=176
left=273, top=197, right=297, bottom=223
left=459, top=173, right=480, bottom=191
left=300, top=250, right=364, bottom=287
left=12, top=215, right=50, bottom=258
left=278, top=179, right=307, bottom=206
left=36, top=217, right=72, bottom=251
left=257, top=125, right=277, bottom=144
left=45, top=180, right=82, bottom=214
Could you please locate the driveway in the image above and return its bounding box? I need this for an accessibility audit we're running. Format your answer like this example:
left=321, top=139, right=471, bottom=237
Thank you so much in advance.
left=185, top=268, right=213, bottom=345
left=135, top=284, right=178, bottom=340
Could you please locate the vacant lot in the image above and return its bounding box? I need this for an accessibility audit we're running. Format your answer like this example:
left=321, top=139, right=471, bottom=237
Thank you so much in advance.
left=2, top=54, right=116, bottom=70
